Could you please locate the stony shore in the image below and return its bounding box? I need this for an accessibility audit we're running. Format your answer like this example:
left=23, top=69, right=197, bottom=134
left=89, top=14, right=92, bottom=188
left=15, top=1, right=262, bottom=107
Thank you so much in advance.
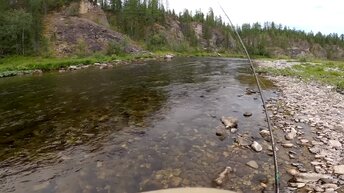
left=260, top=60, right=344, bottom=192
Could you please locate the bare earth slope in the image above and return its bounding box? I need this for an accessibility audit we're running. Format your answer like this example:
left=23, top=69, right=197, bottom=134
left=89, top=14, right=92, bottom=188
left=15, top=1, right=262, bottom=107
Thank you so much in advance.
left=44, top=1, right=141, bottom=57
left=45, top=15, right=141, bottom=56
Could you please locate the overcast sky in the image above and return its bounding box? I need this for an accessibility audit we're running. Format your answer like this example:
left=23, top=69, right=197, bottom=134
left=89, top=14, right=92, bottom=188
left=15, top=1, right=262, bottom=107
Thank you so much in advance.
left=167, top=0, right=343, bottom=35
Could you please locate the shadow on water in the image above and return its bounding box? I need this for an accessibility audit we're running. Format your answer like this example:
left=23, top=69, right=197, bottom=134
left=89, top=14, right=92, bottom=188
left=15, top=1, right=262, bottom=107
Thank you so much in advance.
left=0, top=57, right=278, bottom=193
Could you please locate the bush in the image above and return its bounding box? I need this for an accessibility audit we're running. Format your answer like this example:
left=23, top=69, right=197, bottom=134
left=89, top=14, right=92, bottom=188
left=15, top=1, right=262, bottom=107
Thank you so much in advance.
left=75, top=38, right=88, bottom=57
left=170, top=42, right=191, bottom=53
left=146, top=33, right=168, bottom=51
left=106, top=40, right=127, bottom=56
left=66, top=2, right=79, bottom=16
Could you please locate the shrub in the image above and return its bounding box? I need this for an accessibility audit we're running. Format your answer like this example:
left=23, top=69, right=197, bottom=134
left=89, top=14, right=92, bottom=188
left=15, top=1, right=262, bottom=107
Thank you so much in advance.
left=146, top=33, right=168, bottom=51
left=66, top=2, right=79, bottom=16
left=75, top=38, right=88, bottom=57
left=106, top=40, right=126, bottom=56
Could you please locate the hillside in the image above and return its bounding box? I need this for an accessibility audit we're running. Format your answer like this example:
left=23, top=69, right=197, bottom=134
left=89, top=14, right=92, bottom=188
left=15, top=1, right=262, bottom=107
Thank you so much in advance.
left=44, top=1, right=141, bottom=57
left=37, top=0, right=344, bottom=60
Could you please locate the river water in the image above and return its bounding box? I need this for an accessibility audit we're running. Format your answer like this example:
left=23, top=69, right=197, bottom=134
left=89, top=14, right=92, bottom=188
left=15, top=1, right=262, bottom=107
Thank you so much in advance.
left=0, top=57, right=277, bottom=193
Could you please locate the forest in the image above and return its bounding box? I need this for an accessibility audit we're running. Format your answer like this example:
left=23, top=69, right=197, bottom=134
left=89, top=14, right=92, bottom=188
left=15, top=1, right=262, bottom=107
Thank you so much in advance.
left=1, top=0, right=344, bottom=58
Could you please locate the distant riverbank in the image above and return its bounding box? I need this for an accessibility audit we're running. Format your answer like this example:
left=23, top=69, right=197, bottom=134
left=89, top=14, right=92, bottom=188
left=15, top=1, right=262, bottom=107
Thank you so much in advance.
left=256, top=59, right=344, bottom=92
left=0, top=52, right=245, bottom=78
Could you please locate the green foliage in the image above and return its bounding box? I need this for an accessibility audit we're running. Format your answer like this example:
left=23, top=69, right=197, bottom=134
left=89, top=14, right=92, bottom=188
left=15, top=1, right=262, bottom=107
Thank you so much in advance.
left=169, top=42, right=192, bottom=53
left=146, top=33, right=168, bottom=51
left=75, top=38, right=88, bottom=57
left=0, top=54, right=134, bottom=74
left=106, top=40, right=127, bottom=56
left=66, top=2, right=80, bottom=16
left=0, top=10, right=33, bottom=55
left=2, top=0, right=344, bottom=59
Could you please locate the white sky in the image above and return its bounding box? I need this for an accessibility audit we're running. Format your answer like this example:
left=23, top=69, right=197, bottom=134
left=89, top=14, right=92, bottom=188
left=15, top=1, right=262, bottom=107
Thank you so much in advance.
left=167, top=0, right=343, bottom=35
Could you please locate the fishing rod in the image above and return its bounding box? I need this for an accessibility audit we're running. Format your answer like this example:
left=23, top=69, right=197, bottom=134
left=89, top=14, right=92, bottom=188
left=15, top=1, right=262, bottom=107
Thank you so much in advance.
left=218, top=4, right=280, bottom=193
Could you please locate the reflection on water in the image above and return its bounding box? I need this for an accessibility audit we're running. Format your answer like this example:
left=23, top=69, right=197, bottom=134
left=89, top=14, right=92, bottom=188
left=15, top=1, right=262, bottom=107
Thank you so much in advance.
left=0, top=57, right=277, bottom=193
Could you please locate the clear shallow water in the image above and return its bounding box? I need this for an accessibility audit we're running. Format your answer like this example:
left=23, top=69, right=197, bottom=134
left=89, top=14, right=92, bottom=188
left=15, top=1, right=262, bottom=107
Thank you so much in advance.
left=0, top=57, right=276, bottom=193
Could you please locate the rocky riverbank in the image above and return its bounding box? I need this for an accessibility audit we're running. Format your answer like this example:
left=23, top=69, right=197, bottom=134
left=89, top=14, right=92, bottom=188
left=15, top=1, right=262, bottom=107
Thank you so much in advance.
left=261, top=61, right=344, bottom=192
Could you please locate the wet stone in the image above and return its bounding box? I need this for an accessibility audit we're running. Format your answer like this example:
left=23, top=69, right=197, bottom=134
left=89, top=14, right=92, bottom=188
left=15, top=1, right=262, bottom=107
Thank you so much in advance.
left=215, top=125, right=227, bottom=136
left=214, top=166, right=232, bottom=186
left=243, top=112, right=253, bottom=117
left=282, top=143, right=294, bottom=148
left=246, top=160, right=259, bottom=169
left=285, top=128, right=297, bottom=140
left=221, top=116, right=238, bottom=129
left=236, top=136, right=251, bottom=146
left=251, top=141, right=263, bottom=152
left=230, top=128, right=238, bottom=133
left=260, top=129, right=270, bottom=141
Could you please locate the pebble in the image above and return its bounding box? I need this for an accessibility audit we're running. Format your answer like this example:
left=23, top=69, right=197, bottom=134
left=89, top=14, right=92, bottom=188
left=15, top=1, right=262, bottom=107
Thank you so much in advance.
left=246, top=160, right=259, bottom=169
left=214, top=166, right=232, bottom=186
left=282, top=143, right=294, bottom=148
left=243, top=112, right=253, bottom=117
left=164, top=54, right=174, bottom=60
left=96, top=161, right=103, bottom=168
left=299, top=138, right=309, bottom=145
left=334, top=165, right=344, bottom=174
left=215, top=125, right=226, bottom=137
left=309, top=147, right=320, bottom=154
left=236, top=136, right=251, bottom=146
left=230, top=128, right=238, bottom=133
left=221, top=116, right=238, bottom=129
left=328, top=140, right=341, bottom=148
left=259, top=129, right=270, bottom=138
left=262, top=73, right=344, bottom=192
left=251, top=141, right=263, bottom=152
left=285, top=128, right=297, bottom=140
left=289, top=182, right=306, bottom=188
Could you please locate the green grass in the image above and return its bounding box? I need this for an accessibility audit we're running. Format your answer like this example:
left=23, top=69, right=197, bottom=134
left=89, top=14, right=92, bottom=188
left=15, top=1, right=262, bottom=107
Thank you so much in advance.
left=0, top=51, right=244, bottom=77
left=0, top=54, right=155, bottom=77
left=258, top=60, right=344, bottom=90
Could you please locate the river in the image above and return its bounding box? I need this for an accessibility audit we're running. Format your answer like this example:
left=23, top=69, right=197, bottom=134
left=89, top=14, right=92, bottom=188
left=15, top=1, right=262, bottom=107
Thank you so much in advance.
left=0, top=57, right=277, bottom=193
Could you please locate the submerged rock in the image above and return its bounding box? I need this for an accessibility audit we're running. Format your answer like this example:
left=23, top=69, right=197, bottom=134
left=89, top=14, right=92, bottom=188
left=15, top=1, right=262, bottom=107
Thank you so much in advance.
left=245, top=88, right=257, bottom=95
left=213, top=166, right=232, bottom=186
left=221, top=117, right=238, bottom=129
left=243, top=112, right=253, bottom=117
left=236, top=136, right=251, bottom=146
left=286, top=128, right=297, bottom=140
left=251, top=141, right=263, bottom=152
left=215, top=125, right=227, bottom=137
left=260, top=129, right=271, bottom=141
left=287, top=169, right=332, bottom=183
left=230, top=128, right=238, bottom=133
left=246, top=161, right=259, bottom=169
left=282, top=143, right=294, bottom=148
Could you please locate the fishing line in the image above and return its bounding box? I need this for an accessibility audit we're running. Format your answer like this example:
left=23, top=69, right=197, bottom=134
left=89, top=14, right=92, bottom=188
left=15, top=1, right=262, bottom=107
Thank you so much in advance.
left=218, top=4, right=280, bottom=193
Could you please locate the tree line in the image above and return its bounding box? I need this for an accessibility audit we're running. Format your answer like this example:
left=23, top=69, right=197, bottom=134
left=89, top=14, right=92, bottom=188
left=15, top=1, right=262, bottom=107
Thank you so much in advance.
left=1, top=0, right=344, bottom=57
